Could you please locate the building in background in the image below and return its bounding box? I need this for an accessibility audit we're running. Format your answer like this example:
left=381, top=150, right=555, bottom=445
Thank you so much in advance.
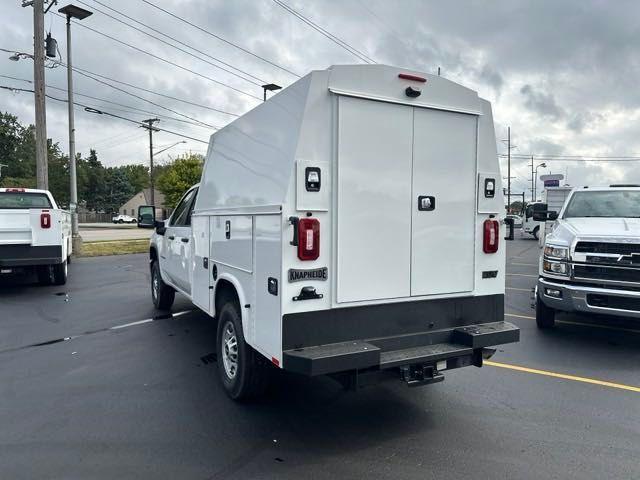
left=119, top=188, right=167, bottom=220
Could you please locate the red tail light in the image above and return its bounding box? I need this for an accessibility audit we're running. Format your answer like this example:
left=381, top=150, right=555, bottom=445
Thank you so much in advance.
left=298, top=218, right=320, bottom=261
left=483, top=219, right=499, bottom=253
left=40, top=213, right=51, bottom=229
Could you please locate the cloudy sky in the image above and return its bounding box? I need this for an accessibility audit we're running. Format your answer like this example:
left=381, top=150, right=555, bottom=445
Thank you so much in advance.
left=1, top=0, right=639, bottom=197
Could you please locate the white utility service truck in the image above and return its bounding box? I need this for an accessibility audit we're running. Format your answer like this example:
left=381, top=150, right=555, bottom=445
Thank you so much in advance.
left=533, top=185, right=640, bottom=328
left=0, top=188, right=71, bottom=285
left=139, top=65, right=519, bottom=400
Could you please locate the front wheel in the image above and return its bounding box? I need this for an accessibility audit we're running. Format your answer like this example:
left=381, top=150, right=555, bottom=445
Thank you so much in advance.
left=216, top=299, right=269, bottom=401
left=151, top=261, right=175, bottom=310
left=533, top=227, right=540, bottom=240
left=536, top=293, right=556, bottom=328
left=131, top=219, right=137, bottom=224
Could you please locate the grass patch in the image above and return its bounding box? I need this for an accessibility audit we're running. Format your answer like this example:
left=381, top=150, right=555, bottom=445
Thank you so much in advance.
left=81, top=239, right=149, bottom=257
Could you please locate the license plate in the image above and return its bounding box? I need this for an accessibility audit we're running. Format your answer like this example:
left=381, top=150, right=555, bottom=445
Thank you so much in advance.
left=1, top=269, right=12, bottom=274
left=288, top=267, right=328, bottom=283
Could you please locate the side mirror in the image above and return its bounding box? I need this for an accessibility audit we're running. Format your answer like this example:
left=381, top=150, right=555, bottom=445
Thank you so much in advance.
left=531, top=203, right=549, bottom=221
left=504, top=217, right=515, bottom=241
left=548, top=211, right=559, bottom=221
left=137, top=205, right=156, bottom=229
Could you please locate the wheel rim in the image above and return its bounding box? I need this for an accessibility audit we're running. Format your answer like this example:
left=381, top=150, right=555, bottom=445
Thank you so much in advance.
left=152, top=269, right=159, bottom=301
left=221, top=320, right=239, bottom=380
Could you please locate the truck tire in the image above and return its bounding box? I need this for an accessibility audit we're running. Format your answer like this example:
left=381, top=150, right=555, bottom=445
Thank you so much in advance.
left=36, top=265, right=52, bottom=285
left=52, top=261, right=68, bottom=286
left=118, top=219, right=124, bottom=224
left=216, top=299, right=269, bottom=401
left=536, top=293, right=556, bottom=329
left=151, top=261, right=175, bottom=310
left=533, top=226, right=539, bottom=240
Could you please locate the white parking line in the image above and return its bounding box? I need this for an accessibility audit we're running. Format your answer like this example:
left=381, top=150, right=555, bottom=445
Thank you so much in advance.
left=506, top=287, right=531, bottom=292
left=510, top=262, right=538, bottom=267
left=506, top=273, right=537, bottom=278
left=110, top=310, right=193, bottom=330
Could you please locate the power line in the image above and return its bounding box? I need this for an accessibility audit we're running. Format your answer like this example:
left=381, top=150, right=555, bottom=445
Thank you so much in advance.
left=52, top=12, right=263, bottom=101
left=139, top=0, right=301, bottom=78
left=0, top=74, right=218, bottom=130
left=69, top=66, right=240, bottom=117
left=60, top=64, right=218, bottom=129
left=78, top=0, right=265, bottom=86
left=272, top=0, right=376, bottom=64
left=499, top=154, right=640, bottom=161
left=0, top=84, right=209, bottom=144
left=1, top=45, right=241, bottom=117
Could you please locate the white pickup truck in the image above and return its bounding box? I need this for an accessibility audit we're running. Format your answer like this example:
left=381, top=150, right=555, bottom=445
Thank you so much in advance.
left=139, top=65, right=519, bottom=400
left=534, top=185, right=640, bottom=327
left=0, top=188, right=71, bottom=285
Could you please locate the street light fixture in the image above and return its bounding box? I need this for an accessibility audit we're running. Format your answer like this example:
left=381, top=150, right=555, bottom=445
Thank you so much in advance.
left=533, top=162, right=547, bottom=201
left=153, top=141, right=187, bottom=157
left=58, top=3, right=93, bottom=255
left=261, top=83, right=282, bottom=102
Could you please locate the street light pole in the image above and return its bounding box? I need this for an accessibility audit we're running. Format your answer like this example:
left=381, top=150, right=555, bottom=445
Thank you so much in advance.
left=59, top=4, right=92, bottom=255
left=533, top=162, right=547, bottom=201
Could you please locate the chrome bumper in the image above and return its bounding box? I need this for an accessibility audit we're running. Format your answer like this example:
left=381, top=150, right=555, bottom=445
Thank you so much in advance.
left=537, top=277, right=640, bottom=319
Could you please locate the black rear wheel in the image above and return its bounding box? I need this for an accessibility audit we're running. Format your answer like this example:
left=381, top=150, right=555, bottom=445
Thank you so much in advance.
left=52, top=261, right=67, bottom=286
left=36, top=265, right=52, bottom=285
left=151, top=261, right=175, bottom=310
left=216, top=298, right=269, bottom=401
left=533, top=227, right=540, bottom=240
left=536, top=293, right=556, bottom=328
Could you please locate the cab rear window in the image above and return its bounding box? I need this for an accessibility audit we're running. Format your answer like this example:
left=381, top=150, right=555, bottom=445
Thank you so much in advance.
left=0, top=192, right=52, bottom=209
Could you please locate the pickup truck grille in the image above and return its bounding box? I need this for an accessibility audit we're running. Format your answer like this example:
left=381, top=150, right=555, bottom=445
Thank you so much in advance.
left=573, top=265, right=640, bottom=284
left=575, top=241, right=640, bottom=256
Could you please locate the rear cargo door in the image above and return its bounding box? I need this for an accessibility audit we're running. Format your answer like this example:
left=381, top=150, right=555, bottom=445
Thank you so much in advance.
left=0, top=210, right=32, bottom=245
left=411, top=109, right=476, bottom=295
left=337, top=96, right=413, bottom=303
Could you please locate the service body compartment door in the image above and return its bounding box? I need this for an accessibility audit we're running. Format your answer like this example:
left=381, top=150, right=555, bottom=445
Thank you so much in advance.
left=411, top=109, right=476, bottom=295
left=191, top=215, right=211, bottom=314
left=337, top=96, right=413, bottom=303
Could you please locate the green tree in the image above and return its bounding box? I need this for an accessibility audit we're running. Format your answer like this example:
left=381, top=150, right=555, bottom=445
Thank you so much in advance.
left=156, top=154, right=203, bottom=208
left=121, top=164, right=149, bottom=193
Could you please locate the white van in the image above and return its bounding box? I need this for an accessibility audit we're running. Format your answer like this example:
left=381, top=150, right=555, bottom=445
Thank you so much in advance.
left=139, top=65, right=519, bottom=400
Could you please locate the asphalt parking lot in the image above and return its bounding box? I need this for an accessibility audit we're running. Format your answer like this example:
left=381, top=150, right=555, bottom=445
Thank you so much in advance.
left=1, top=237, right=639, bottom=479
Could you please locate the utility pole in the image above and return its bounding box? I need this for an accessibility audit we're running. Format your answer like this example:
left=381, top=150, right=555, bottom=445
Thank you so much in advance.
left=529, top=156, right=534, bottom=202
left=143, top=118, right=160, bottom=206
left=507, top=127, right=511, bottom=213
left=32, top=0, right=48, bottom=189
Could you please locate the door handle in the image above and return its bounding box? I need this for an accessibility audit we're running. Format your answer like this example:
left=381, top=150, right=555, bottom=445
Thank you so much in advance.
left=168, top=235, right=175, bottom=240
left=181, top=237, right=189, bottom=243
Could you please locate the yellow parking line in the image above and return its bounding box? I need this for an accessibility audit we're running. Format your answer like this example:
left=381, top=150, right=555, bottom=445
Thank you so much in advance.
left=505, top=312, right=535, bottom=320
left=506, top=273, right=537, bottom=278
left=485, top=361, right=640, bottom=393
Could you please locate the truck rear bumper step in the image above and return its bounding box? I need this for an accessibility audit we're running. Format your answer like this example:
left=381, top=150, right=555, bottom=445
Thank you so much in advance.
left=283, top=321, right=519, bottom=376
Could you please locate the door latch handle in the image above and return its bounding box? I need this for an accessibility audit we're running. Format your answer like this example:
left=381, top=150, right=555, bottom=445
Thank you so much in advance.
left=418, top=196, right=436, bottom=211
left=168, top=235, right=175, bottom=240
left=181, top=237, right=189, bottom=243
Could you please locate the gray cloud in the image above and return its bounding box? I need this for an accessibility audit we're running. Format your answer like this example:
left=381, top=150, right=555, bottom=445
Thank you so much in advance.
left=1, top=0, right=640, bottom=187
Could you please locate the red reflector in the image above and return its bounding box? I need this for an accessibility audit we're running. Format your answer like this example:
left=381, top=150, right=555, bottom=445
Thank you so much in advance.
left=297, top=218, right=320, bottom=261
left=41, top=213, right=51, bottom=229
left=6, top=188, right=26, bottom=192
left=483, top=219, right=499, bottom=254
left=398, top=73, right=426, bottom=83
left=271, top=357, right=280, bottom=367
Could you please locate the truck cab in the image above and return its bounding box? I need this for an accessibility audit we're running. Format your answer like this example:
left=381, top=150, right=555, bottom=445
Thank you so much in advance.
left=534, top=185, right=640, bottom=327
left=523, top=202, right=544, bottom=239
left=140, top=64, right=519, bottom=400
left=0, top=188, right=71, bottom=285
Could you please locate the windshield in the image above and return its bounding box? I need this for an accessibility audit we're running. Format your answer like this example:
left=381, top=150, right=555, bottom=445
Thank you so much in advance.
left=563, top=190, right=640, bottom=218
left=0, top=192, right=52, bottom=209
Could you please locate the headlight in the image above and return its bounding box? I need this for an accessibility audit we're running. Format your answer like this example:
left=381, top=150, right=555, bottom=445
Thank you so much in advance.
left=544, top=245, right=568, bottom=259
left=543, top=259, right=568, bottom=275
